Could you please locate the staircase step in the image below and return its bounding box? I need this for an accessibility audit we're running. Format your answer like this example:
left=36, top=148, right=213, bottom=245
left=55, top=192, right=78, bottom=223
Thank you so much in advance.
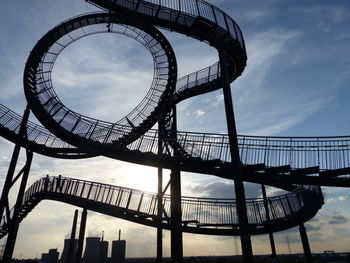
left=319, top=167, right=350, bottom=177
left=290, top=166, right=319, bottom=176
left=243, top=163, right=266, bottom=171
left=265, top=165, right=291, bottom=174
left=182, top=220, right=199, bottom=226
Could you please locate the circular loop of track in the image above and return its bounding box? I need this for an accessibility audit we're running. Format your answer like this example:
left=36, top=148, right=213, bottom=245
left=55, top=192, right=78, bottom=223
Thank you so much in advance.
left=24, top=13, right=177, bottom=147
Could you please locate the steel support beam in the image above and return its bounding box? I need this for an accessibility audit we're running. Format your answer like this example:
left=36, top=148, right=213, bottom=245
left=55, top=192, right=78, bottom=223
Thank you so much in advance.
left=219, top=50, right=254, bottom=263
left=162, top=106, right=183, bottom=263
left=2, top=149, right=33, bottom=263
left=170, top=168, right=183, bottom=263
left=0, top=106, right=30, bottom=221
left=261, top=185, right=277, bottom=257
left=299, top=224, right=313, bottom=263
left=157, top=167, right=163, bottom=263
left=0, top=106, right=33, bottom=263
left=157, top=118, right=165, bottom=263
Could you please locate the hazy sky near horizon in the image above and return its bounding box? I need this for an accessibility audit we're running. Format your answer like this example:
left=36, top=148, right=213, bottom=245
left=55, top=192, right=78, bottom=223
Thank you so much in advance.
left=1, top=0, right=350, bottom=259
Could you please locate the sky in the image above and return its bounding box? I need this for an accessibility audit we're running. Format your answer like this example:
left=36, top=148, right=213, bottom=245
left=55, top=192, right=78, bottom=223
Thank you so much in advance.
left=1, top=0, right=350, bottom=259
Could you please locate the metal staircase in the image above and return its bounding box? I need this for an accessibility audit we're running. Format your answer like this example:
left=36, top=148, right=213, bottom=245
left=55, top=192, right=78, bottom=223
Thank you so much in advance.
left=1, top=102, right=350, bottom=185
left=0, top=176, right=323, bottom=238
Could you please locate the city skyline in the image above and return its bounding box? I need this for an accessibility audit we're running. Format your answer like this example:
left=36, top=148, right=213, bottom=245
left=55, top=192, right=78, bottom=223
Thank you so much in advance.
left=1, top=0, right=350, bottom=259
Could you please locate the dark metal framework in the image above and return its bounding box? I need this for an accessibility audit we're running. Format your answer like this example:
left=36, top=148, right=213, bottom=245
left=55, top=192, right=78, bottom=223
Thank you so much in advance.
left=0, top=0, right=348, bottom=262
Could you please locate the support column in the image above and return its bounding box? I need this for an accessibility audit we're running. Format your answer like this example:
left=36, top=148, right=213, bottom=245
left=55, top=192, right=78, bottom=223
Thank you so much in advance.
left=1, top=106, right=32, bottom=263
left=261, top=185, right=276, bottom=257
left=76, top=209, right=87, bottom=263
left=161, top=105, right=183, bottom=263
left=0, top=106, right=30, bottom=220
left=219, top=50, right=253, bottom=263
left=157, top=118, right=165, bottom=263
left=67, top=209, right=79, bottom=263
left=170, top=168, right=183, bottom=263
left=157, top=167, right=163, bottom=263
left=2, top=149, right=33, bottom=263
left=299, top=224, right=313, bottom=263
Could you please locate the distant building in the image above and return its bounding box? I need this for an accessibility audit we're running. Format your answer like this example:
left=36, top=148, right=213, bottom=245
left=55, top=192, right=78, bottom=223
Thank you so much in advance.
left=41, top=248, right=59, bottom=263
left=81, top=237, right=102, bottom=263
left=41, top=253, right=49, bottom=263
left=100, top=240, right=109, bottom=263
left=111, top=240, right=126, bottom=263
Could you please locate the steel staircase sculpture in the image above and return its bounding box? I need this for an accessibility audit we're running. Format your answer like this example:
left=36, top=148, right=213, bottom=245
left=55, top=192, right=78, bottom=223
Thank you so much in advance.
left=0, top=0, right=349, bottom=259
left=0, top=176, right=323, bottom=238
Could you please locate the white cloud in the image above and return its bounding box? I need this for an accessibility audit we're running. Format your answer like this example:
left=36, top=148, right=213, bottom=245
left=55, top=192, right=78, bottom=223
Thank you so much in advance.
left=326, top=195, right=347, bottom=204
left=193, top=110, right=205, bottom=117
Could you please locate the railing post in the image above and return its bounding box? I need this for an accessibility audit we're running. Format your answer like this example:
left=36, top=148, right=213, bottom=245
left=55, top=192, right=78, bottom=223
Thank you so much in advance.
left=125, top=191, right=133, bottom=209
left=211, top=6, right=217, bottom=24
left=195, top=0, right=200, bottom=16
left=86, top=183, right=93, bottom=200
left=317, top=138, right=320, bottom=168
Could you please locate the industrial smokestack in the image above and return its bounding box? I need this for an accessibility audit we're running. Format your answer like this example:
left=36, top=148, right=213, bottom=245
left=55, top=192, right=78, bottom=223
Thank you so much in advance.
left=67, top=210, right=78, bottom=263
left=76, top=209, right=87, bottom=263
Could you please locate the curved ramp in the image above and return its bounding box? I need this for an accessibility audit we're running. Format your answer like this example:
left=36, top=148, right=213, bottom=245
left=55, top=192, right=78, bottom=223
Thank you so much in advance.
left=0, top=176, right=323, bottom=238
left=1, top=103, right=350, bottom=185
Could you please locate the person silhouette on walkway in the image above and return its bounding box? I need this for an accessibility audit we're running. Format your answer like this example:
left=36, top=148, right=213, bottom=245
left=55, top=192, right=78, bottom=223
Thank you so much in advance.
left=55, top=175, right=62, bottom=192
left=43, top=175, right=50, bottom=192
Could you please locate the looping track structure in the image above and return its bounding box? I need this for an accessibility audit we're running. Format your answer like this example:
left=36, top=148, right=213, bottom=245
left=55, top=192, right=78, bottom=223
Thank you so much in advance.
left=0, top=0, right=349, bottom=262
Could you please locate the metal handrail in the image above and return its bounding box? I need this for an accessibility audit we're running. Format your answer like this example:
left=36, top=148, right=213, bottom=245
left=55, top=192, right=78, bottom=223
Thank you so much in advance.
left=0, top=103, right=77, bottom=150
left=0, top=176, right=323, bottom=231
left=2, top=102, right=350, bottom=170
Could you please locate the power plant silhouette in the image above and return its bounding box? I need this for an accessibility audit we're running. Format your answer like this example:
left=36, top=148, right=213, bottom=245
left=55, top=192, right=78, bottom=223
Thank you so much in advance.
left=41, top=211, right=126, bottom=263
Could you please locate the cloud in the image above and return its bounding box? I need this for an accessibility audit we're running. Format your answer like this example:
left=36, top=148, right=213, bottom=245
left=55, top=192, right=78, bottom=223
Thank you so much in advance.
left=329, top=212, right=349, bottom=225
left=188, top=181, right=261, bottom=199
left=51, top=34, right=154, bottom=123
left=193, top=110, right=205, bottom=117
left=305, top=223, right=323, bottom=232
left=213, top=94, right=224, bottom=106
left=189, top=181, right=234, bottom=198
left=326, top=195, right=347, bottom=203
